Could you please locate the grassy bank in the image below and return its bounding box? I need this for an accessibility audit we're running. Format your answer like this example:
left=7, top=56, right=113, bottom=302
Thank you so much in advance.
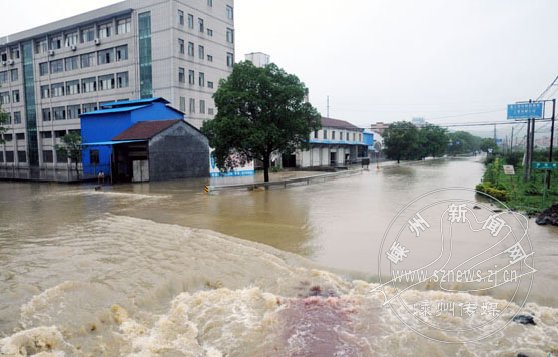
left=476, top=155, right=558, bottom=215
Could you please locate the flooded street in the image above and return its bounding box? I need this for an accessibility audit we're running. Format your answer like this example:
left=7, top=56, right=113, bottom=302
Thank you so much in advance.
left=1, top=157, right=557, bottom=356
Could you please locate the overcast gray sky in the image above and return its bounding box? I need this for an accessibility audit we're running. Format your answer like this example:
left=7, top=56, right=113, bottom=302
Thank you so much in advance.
left=2, top=0, right=558, bottom=131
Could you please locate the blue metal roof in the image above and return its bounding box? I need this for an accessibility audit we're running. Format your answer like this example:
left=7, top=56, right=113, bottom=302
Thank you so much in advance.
left=82, top=139, right=146, bottom=146
left=80, top=105, right=150, bottom=116
left=100, top=97, right=169, bottom=109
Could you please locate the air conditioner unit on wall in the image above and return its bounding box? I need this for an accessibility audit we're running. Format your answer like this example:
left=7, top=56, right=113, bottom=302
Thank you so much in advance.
left=94, top=38, right=101, bottom=45
left=1, top=61, right=5, bottom=66
left=71, top=45, right=77, bottom=51
left=48, top=50, right=55, bottom=56
left=7, top=59, right=14, bottom=65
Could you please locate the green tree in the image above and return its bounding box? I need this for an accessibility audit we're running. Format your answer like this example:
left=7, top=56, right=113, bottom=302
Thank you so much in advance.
left=201, top=61, right=321, bottom=182
left=480, top=138, right=498, bottom=153
left=416, top=124, right=448, bottom=159
left=448, top=131, right=482, bottom=155
left=55, top=132, right=82, bottom=179
left=383, top=121, right=419, bottom=163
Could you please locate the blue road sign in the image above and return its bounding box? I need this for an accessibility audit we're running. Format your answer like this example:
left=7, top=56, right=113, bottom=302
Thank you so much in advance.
left=507, top=102, right=543, bottom=120
left=532, top=162, right=558, bottom=170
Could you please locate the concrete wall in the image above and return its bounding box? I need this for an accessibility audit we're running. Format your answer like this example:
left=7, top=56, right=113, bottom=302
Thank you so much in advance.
left=148, top=121, right=208, bottom=180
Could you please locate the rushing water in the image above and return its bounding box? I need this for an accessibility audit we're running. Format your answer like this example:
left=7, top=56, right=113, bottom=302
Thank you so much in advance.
left=0, top=157, right=557, bottom=356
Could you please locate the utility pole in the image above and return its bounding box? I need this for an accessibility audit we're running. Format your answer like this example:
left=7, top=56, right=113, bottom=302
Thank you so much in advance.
left=327, top=96, right=330, bottom=118
left=510, top=126, right=514, bottom=154
left=547, top=98, right=556, bottom=188
left=524, top=119, right=531, bottom=182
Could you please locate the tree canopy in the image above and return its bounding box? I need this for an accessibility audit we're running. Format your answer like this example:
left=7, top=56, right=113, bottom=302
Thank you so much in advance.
left=416, top=124, right=449, bottom=159
left=55, top=132, right=82, bottom=178
left=201, top=61, right=321, bottom=182
left=383, top=121, right=419, bottom=163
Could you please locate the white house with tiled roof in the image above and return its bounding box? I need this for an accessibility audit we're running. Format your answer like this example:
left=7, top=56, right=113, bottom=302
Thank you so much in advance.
left=285, top=117, right=369, bottom=168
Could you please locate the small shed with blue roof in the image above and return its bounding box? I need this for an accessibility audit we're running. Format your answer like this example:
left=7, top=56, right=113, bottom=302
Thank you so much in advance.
left=80, top=97, right=209, bottom=182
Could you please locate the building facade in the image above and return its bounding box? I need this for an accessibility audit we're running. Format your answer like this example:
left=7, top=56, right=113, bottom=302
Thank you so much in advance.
left=0, top=0, right=233, bottom=171
left=292, top=117, right=369, bottom=168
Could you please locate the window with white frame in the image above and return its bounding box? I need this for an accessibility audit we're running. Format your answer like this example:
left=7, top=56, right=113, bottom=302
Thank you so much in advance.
left=98, top=23, right=112, bottom=39
left=98, top=74, right=115, bottom=90
left=116, top=72, right=129, bottom=88
left=116, top=18, right=131, bottom=34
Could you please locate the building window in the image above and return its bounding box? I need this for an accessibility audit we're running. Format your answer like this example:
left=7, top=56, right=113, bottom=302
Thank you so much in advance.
left=40, top=85, right=50, bottom=99
left=207, top=28, right=213, bottom=36
left=346, top=132, right=349, bottom=140
left=10, top=69, right=18, bottom=82
left=41, top=131, right=52, bottom=139
left=98, top=23, right=112, bottom=39
left=207, top=81, right=213, bottom=88
left=42, top=150, right=53, bottom=163
left=188, top=70, right=195, bottom=85
left=189, top=98, right=195, bottom=113
left=198, top=18, right=204, bottom=32
left=66, top=80, right=80, bottom=95
left=98, top=48, right=114, bottom=65
left=116, top=18, right=131, bottom=34
left=5, top=151, right=14, bottom=163
left=98, top=74, right=115, bottom=90
left=353, top=133, right=356, bottom=141
left=39, top=62, right=49, bottom=76
left=13, top=111, right=21, bottom=124
left=179, top=96, right=186, bottom=112
left=53, top=106, right=66, bottom=120
left=178, top=67, right=185, bottom=83
left=81, top=77, right=97, bottom=93
left=187, top=14, right=194, bottom=29
left=187, top=42, right=194, bottom=56
left=89, top=149, right=100, bottom=165
left=207, top=0, right=213, bottom=7
left=323, top=130, right=328, bottom=139
left=116, top=72, right=129, bottom=88
left=51, top=83, right=64, bottom=97
left=81, top=27, right=95, bottom=43
left=80, top=52, right=95, bottom=68
left=178, top=10, right=184, bottom=25
left=226, top=28, right=234, bottom=43
left=0, top=71, right=6, bottom=84
left=178, top=39, right=185, bottom=54
left=0, top=92, right=10, bottom=105
left=82, top=103, right=97, bottom=113
left=208, top=108, right=214, bottom=115
left=10, top=47, right=20, bottom=59
left=198, top=45, right=204, bottom=60
left=226, top=52, right=234, bottom=67
left=49, top=35, right=62, bottom=50
left=65, top=56, right=79, bottom=71
left=3, top=113, right=10, bottom=124
left=116, top=45, right=128, bottom=61
left=198, top=72, right=205, bottom=87
left=138, top=11, right=152, bottom=99
left=226, top=5, right=234, bottom=19
left=17, top=151, right=27, bottom=163
left=64, top=32, right=78, bottom=47
left=12, top=90, right=20, bottom=103
left=16, top=133, right=25, bottom=140
left=67, top=105, right=81, bottom=119
left=50, top=59, right=64, bottom=74
left=207, top=54, right=213, bottom=62
left=199, top=99, right=205, bottom=114
left=359, top=133, right=362, bottom=142
left=3, top=134, right=12, bottom=141
left=35, top=39, right=48, bottom=54
left=314, top=130, right=318, bottom=139
left=332, top=131, right=336, bottom=140
left=42, top=108, right=51, bottom=121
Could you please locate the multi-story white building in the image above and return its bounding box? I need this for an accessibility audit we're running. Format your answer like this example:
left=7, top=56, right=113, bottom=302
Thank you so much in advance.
left=0, top=0, right=234, bottom=170
left=288, top=117, right=368, bottom=168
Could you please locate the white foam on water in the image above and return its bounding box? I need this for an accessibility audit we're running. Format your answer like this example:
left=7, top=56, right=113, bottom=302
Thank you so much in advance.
left=1, top=215, right=557, bottom=356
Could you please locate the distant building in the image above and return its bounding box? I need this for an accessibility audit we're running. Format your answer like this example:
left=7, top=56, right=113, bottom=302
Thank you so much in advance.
left=412, top=117, right=426, bottom=127
left=81, top=97, right=209, bottom=182
left=244, top=52, right=270, bottom=68
left=288, top=117, right=369, bottom=168
left=370, top=122, right=390, bottom=135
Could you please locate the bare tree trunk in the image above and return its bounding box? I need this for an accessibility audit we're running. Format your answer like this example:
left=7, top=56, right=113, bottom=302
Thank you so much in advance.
left=263, top=154, right=270, bottom=183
